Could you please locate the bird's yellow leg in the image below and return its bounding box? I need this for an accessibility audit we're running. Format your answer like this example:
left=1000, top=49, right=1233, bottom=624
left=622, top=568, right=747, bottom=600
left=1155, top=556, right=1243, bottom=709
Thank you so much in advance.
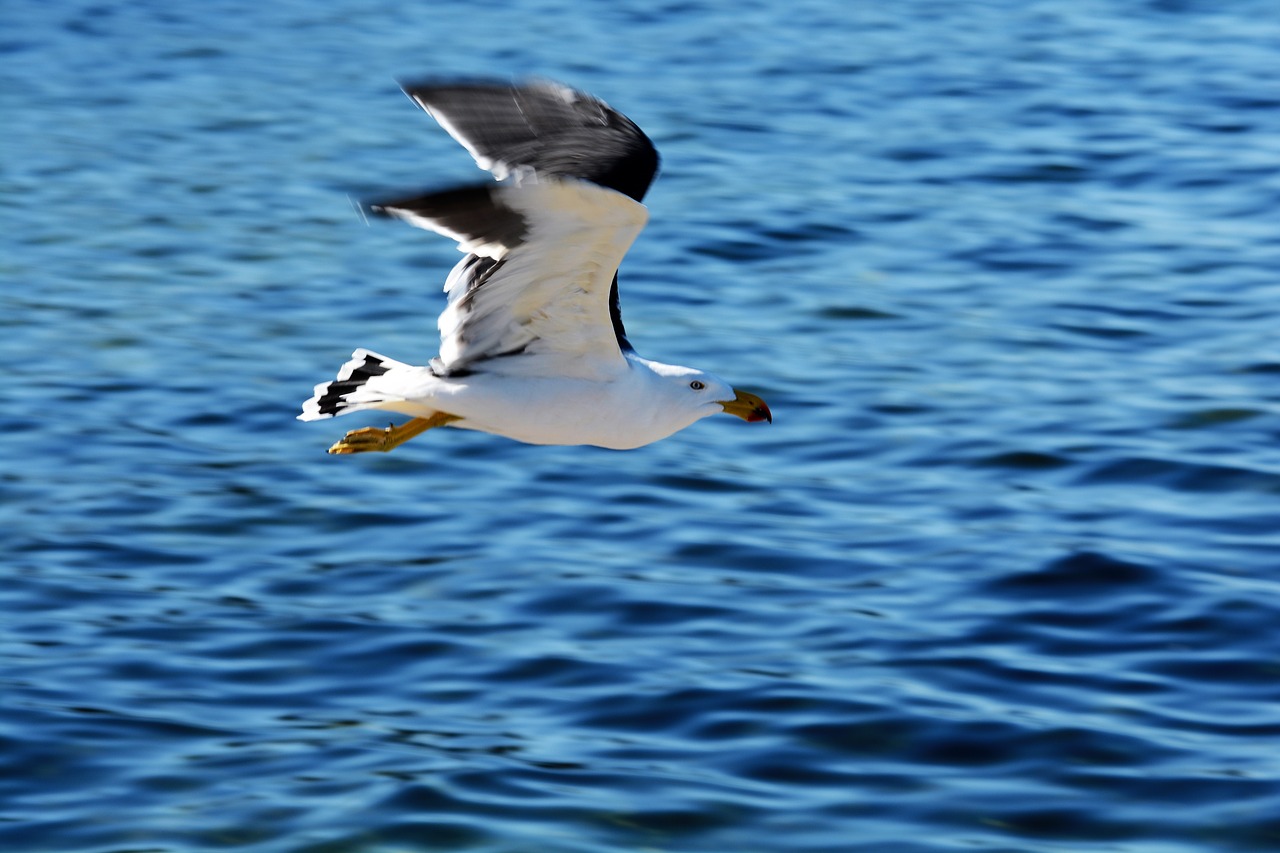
left=327, top=412, right=461, bottom=455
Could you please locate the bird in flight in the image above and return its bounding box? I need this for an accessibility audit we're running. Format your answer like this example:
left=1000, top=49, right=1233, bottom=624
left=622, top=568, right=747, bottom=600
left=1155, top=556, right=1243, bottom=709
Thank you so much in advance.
left=299, top=79, right=771, bottom=453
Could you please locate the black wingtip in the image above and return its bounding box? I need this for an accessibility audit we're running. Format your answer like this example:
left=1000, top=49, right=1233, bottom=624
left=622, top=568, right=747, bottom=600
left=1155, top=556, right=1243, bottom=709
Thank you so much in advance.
left=390, top=76, right=661, bottom=202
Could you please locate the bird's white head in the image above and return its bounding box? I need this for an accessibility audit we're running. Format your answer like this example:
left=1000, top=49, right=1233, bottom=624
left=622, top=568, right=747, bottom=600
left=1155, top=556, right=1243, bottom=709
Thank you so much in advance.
left=644, top=361, right=772, bottom=434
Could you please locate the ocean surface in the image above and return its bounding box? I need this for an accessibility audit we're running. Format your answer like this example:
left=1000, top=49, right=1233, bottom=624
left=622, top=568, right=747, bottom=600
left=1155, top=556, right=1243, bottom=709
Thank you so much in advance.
left=3, top=1, right=1279, bottom=850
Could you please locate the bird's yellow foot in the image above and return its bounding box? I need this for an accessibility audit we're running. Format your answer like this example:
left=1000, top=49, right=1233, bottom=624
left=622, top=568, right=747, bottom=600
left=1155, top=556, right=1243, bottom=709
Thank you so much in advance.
left=328, top=424, right=398, bottom=454
left=327, top=413, right=459, bottom=455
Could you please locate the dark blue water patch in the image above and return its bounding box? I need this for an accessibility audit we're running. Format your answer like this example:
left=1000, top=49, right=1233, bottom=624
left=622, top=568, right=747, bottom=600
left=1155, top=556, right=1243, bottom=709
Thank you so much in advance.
left=985, top=550, right=1160, bottom=595
left=516, top=582, right=736, bottom=631
left=879, top=147, right=946, bottom=163
left=1077, top=456, right=1280, bottom=493
left=161, top=46, right=228, bottom=61
left=668, top=539, right=853, bottom=576
left=299, top=819, right=494, bottom=853
left=971, top=450, right=1073, bottom=470
left=814, top=305, right=901, bottom=321
left=574, top=684, right=784, bottom=736
left=980, top=162, right=1092, bottom=184
left=687, top=238, right=784, bottom=263
left=962, top=804, right=1145, bottom=844
left=1165, top=407, right=1267, bottom=429
left=484, top=653, right=628, bottom=690
left=1052, top=211, right=1133, bottom=232
left=949, top=244, right=1081, bottom=275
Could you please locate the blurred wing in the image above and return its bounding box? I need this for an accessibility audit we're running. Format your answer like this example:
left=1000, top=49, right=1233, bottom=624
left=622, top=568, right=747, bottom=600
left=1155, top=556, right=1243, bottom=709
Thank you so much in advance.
left=371, top=179, right=648, bottom=379
left=401, top=79, right=659, bottom=202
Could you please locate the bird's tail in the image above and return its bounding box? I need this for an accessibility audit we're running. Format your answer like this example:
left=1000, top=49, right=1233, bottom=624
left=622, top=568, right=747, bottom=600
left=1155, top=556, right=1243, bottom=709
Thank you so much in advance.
left=297, top=349, right=411, bottom=421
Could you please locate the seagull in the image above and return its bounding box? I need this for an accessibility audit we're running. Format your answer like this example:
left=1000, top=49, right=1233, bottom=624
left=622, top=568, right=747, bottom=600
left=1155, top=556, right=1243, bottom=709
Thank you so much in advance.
left=299, top=79, right=771, bottom=453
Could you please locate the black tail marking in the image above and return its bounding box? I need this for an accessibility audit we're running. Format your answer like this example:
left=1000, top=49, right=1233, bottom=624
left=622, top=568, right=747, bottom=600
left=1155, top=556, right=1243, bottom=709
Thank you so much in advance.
left=316, top=352, right=391, bottom=416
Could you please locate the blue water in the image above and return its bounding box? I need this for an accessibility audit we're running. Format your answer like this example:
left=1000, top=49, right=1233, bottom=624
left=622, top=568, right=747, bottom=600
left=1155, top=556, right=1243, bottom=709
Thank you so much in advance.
left=3, top=0, right=1280, bottom=850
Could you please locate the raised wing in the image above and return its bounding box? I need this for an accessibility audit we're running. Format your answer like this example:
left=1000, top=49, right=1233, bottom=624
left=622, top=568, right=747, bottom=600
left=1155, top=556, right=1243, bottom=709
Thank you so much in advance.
left=401, top=79, right=659, bottom=202
left=399, top=80, right=660, bottom=353
left=371, top=179, right=648, bottom=379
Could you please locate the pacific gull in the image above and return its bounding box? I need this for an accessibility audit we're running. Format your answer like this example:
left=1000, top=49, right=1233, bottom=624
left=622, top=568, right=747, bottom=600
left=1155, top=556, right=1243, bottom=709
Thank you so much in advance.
left=299, top=79, right=771, bottom=453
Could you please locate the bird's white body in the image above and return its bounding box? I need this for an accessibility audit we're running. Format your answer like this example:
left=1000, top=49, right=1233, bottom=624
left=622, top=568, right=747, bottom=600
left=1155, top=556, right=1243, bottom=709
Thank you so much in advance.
left=308, top=348, right=735, bottom=449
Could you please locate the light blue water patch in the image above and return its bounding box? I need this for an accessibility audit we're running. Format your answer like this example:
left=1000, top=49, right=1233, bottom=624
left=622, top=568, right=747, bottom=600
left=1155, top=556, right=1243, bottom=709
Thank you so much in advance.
left=3, top=0, right=1280, bottom=850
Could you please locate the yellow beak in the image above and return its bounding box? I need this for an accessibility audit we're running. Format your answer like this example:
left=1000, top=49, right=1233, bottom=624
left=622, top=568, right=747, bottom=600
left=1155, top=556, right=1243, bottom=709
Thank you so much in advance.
left=719, top=388, right=772, bottom=423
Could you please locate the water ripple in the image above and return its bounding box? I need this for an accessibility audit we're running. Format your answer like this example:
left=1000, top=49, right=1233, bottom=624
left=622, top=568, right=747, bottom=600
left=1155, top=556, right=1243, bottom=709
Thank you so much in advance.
left=4, top=0, right=1280, bottom=850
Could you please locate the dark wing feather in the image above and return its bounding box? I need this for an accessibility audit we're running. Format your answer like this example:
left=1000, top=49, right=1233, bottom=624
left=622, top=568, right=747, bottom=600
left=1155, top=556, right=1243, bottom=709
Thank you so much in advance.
left=401, top=79, right=660, bottom=202
left=368, top=184, right=529, bottom=258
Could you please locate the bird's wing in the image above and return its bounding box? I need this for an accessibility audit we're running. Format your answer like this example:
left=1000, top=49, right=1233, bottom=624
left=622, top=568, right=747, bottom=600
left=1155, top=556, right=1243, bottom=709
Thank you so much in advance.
left=371, top=179, right=648, bottom=379
left=399, top=80, right=661, bottom=353
left=401, top=79, right=659, bottom=202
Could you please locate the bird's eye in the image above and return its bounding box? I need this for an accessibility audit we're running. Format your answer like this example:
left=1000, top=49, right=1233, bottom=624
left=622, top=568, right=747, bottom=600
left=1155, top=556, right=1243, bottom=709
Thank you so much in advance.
left=690, top=380, right=705, bottom=391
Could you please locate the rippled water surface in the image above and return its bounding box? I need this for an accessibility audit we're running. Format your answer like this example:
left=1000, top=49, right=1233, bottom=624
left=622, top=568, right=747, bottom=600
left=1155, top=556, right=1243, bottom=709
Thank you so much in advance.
left=4, top=1, right=1280, bottom=851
